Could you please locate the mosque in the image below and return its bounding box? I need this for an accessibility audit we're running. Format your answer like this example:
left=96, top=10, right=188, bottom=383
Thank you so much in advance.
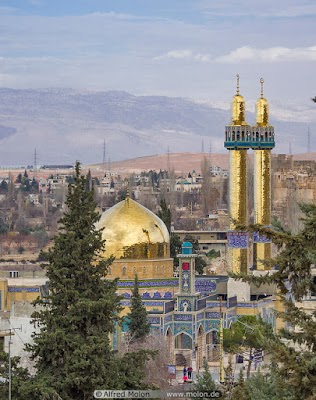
left=95, top=198, right=275, bottom=368
left=0, top=76, right=278, bottom=370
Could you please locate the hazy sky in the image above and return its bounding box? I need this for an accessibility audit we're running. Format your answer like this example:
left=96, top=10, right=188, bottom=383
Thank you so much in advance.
left=0, top=0, right=316, bottom=105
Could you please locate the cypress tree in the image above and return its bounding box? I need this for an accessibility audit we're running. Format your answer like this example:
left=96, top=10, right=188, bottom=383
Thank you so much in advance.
left=157, top=198, right=171, bottom=233
left=21, top=162, right=149, bottom=399
left=128, top=274, right=151, bottom=341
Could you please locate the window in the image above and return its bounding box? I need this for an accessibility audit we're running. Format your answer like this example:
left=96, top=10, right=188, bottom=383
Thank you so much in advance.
left=9, top=271, right=19, bottom=278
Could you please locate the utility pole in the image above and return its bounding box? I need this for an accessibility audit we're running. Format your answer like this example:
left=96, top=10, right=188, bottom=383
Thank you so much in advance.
left=219, top=296, right=225, bottom=383
left=102, top=140, right=106, bottom=176
left=8, top=331, right=12, bottom=400
left=33, top=148, right=38, bottom=180
left=0, top=328, right=19, bottom=400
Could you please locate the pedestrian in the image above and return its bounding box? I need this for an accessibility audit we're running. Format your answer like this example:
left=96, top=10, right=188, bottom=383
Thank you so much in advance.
left=183, top=374, right=188, bottom=384
left=183, top=366, right=187, bottom=377
left=187, top=366, right=193, bottom=380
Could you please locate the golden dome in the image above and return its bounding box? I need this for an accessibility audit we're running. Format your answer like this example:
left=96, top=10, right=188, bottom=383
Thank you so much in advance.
left=97, top=197, right=170, bottom=260
left=256, top=78, right=269, bottom=127
left=231, top=74, right=248, bottom=126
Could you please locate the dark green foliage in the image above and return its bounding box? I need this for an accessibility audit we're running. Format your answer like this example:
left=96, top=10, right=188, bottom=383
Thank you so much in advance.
left=223, top=316, right=271, bottom=354
left=195, top=256, right=207, bottom=275
left=206, top=249, right=220, bottom=259
left=128, top=275, right=151, bottom=341
left=0, top=179, right=8, bottom=193
left=170, top=233, right=182, bottom=267
left=85, top=169, right=92, bottom=192
left=0, top=350, right=29, bottom=399
left=157, top=198, right=181, bottom=268
left=0, top=215, right=9, bottom=233
left=20, top=162, right=151, bottom=399
left=157, top=198, right=171, bottom=233
left=31, top=177, right=39, bottom=192
left=16, top=173, right=22, bottom=183
left=194, top=358, right=217, bottom=393
left=233, top=203, right=316, bottom=399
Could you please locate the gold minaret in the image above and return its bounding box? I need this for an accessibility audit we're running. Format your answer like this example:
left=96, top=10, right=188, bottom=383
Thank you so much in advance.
left=225, top=75, right=251, bottom=273
left=253, top=78, right=275, bottom=270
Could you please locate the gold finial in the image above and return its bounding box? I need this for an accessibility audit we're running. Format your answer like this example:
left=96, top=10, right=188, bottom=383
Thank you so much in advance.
left=236, top=74, right=240, bottom=95
left=126, top=186, right=130, bottom=199
left=260, top=78, right=264, bottom=98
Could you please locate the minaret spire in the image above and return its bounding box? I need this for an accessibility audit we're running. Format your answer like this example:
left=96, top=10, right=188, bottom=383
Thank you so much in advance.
left=236, top=74, right=240, bottom=95
left=260, top=78, right=264, bottom=98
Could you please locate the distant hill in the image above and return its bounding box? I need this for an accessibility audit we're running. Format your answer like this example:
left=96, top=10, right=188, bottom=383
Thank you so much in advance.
left=0, top=88, right=315, bottom=165
left=89, top=151, right=316, bottom=175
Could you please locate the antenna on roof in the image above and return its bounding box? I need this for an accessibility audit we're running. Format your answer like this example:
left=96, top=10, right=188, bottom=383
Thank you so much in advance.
left=33, top=148, right=38, bottom=180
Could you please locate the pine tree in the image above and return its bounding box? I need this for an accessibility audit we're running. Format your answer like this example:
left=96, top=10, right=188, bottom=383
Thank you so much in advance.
left=194, top=358, right=217, bottom=392
left=20, top=162, right=150, bottom=399
left=233, top=203, right=316, bottom=399
left=230, top=369, right=250, bottom=400
left=128, top=274, right=151, bottom=341
left=0, top=350, right=29, bottom=399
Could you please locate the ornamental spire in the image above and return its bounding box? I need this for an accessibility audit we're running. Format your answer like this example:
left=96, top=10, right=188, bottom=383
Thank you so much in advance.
left=236, top=74, right=240, bottom=95
left=260, top=78, right=264, bottom=99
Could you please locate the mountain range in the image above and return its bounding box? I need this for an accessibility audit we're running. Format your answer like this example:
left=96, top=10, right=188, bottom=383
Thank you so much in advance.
left=0, top=88, right=315, bottom=165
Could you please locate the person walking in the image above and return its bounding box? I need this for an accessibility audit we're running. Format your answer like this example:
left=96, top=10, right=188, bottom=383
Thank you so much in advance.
left=187, top=366, right=193, bottom=380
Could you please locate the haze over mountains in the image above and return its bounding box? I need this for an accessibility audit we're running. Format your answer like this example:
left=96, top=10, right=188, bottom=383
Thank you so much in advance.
left=0, top=88, right=314, bottom=165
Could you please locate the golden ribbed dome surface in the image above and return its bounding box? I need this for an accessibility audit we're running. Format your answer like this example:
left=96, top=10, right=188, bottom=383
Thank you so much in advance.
left=97, top=198, right=170, bottom=260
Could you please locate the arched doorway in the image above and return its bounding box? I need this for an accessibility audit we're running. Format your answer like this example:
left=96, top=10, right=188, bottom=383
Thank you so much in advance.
left=175, top=333, right=192, bottom=366
left=206, top=330, right=219, bottom=362
left=166, top=327, right=174, bottom=364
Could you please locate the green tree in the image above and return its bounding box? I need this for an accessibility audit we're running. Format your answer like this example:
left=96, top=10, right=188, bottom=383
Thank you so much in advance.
left=21, top=162, right=151, bottom=399
left=31, top=177, right=39, bottom=192
left=16, top=173, right=22, bottom=184
left=0, top=179, right=8, bottom=193
left=157, top=198, right=181, bottom=268
left=237, top=369, right=295, bottom=400
left=233, top=203, right=316, bottom=399
left=0, top=350, right=29, bottom=399
left=194, top=358, right=217, bottom=393
left=223, top=316, right=271, bottom=378
left=128, top=274, right=151, bottom=341
left=157, top=198, right=171, bottom=233
left=230, top=369, right=249, bottom=400
left=170, top=233, right=182, bottom=268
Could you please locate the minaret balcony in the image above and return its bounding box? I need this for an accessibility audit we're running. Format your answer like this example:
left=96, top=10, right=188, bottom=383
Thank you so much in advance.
left=251, top=140, right=275, bottom=150
left=224, top=140, right=251, bottom=150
